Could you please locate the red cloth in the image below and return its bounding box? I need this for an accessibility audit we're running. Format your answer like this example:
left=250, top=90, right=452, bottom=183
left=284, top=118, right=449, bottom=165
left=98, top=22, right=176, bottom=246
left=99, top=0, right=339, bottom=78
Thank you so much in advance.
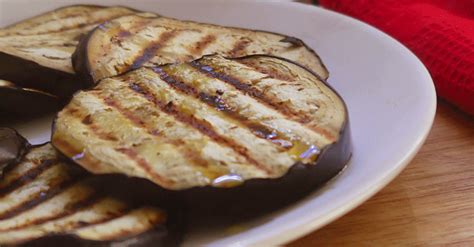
left=320, top=0, right=474, bottom=115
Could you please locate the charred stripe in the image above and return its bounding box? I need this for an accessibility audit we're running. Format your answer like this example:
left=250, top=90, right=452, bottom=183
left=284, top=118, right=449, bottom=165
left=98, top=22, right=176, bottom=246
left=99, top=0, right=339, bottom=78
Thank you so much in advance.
left=128, top=30, right=179, bottom=70
left=228, top=39, right=251, bottom=57
left=114, top=147, right=174, bottom=187
left=188, top=34, right=216, bottom=56
left=0, top=159, right=57, bottom=197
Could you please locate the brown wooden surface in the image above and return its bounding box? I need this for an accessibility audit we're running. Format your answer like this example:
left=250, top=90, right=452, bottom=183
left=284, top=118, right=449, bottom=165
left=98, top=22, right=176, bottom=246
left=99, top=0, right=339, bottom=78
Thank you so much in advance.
left=289, top=102, right=474, bottom=246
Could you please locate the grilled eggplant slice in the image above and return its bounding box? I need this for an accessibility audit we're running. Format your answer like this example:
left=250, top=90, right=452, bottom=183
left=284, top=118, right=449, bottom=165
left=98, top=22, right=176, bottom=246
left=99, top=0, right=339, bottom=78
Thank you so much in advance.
left=0, top=80, right=60, bottom=115
left=73, top=14, right=329, bottom=83
left=0, top=128, right=28, bottom=175
left=53, top=55, right=350, bottom=193
left=0, top=5, right=144, bottom=97
left=0, top=142, right=181, bottom=246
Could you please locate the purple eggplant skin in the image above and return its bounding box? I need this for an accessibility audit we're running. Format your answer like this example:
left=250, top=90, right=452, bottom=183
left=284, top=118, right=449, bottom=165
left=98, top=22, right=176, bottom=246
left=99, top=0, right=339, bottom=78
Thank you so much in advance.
left=0, top=52, right=86, bottom=98
left=0, top=127, right=29, bottom=176
left=0, top=81, right=62, bottom=116
left=71, top=24, right=96, bottom=88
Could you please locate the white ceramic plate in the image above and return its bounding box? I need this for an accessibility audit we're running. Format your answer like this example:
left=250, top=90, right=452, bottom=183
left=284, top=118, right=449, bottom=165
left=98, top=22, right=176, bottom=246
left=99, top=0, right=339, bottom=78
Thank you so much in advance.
left=0, top=0, right=436, bottom=246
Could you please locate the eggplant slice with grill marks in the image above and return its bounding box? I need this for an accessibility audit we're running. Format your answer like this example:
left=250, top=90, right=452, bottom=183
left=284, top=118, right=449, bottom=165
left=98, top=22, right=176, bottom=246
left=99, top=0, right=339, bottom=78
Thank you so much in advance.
left=0, top=5, right=150, bottom=97
left=0, top=141, right=182, bottom=246
left=53, top=55, right=351, bottom=198
left=0, top=80, right=60, bottom=115
left=73, top=14, right=329, bottom=84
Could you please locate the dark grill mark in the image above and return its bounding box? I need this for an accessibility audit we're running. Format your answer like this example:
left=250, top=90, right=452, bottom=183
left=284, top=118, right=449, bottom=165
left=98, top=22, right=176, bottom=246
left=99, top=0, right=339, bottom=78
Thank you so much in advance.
left=152, top=68, right=198, bottom=95
left=0, top=159, right=56, bottom=197
left=190, top=60, right=336, bottom=141
left=198, top=93, right=233, bottom=112
left=0, top=174, right=86, bottom=220
left=190, top=61, right=264, bottom=99
left=129, top=31, right=178, bottom=70
left=103, top=97, right=148, bottom=128
left=189, top=34, right=216, bottom=55
left=89, top=125, right=118, bottom=142
left=128, top=81, right=271, bottom=174
left=247, top=122, right=277, bottom=140
left=114, top=147, right=174, bottom=186
left=228, top=39, right=251, bottom=56
left=130, top=43, right=161, bottom=69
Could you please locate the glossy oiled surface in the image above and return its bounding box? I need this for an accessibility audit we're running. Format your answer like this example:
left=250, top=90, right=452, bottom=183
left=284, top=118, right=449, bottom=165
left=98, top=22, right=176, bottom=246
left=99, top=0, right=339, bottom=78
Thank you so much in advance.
left=53, top=55, right=347, bottom=190
left=290, top=102, right=474, bottom=246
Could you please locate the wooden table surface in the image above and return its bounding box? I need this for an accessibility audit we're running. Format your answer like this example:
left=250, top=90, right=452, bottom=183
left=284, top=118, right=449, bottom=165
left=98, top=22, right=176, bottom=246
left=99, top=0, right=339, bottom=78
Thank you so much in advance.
left=289, top=102, right=474, bottom=246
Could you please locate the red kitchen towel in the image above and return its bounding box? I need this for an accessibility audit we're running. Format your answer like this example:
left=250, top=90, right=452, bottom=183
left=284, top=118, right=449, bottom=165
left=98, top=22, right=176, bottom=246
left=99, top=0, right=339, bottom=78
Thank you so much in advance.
left=320, top=0, right=474, bottom=115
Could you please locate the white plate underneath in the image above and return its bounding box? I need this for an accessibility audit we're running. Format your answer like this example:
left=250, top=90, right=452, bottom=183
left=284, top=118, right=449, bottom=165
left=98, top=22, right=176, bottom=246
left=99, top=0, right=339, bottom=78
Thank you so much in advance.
left=1, top=0, right=436, bottom=246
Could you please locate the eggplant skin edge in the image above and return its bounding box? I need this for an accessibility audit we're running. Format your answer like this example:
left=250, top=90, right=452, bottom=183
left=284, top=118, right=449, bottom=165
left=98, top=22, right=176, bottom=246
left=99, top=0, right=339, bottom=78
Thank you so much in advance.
left=0, top=85, right=61, bottom=116
left=0, top=127, right=29, bottom=176
left=72, top=15, right=329, bottom=85
left=53, top=53, right=351, bottom=212
left=0, top=52, right=84, bottom=98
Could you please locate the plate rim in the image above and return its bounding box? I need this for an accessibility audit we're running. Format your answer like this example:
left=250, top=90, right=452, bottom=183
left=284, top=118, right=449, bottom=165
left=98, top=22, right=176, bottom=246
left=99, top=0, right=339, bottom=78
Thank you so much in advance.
left=0, top=1, right=437, bottom=246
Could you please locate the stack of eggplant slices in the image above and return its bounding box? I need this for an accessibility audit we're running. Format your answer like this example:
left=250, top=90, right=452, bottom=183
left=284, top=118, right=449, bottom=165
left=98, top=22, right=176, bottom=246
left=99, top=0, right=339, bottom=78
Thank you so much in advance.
left=0, top=5, right=352, bottom=246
